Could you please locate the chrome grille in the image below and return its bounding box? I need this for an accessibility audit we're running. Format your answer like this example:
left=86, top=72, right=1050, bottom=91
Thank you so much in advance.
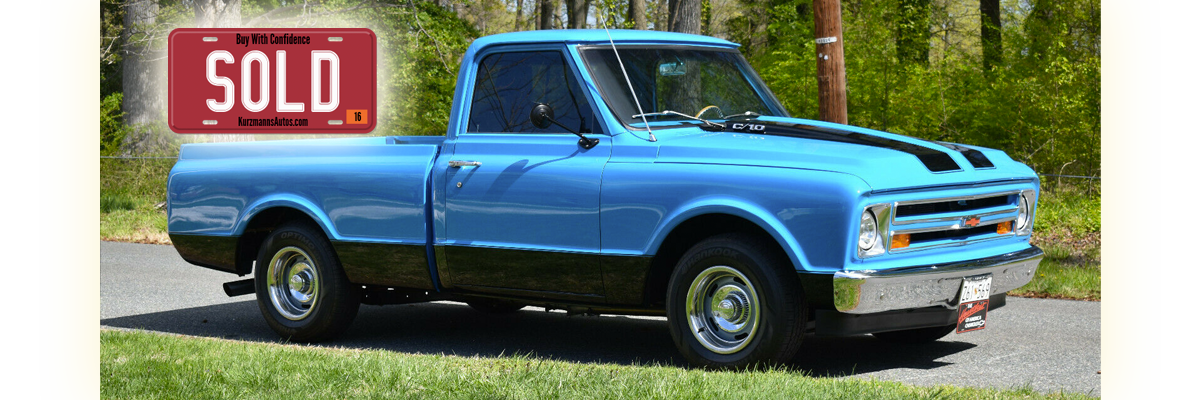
left=887, top=191, right=1020, bottom=253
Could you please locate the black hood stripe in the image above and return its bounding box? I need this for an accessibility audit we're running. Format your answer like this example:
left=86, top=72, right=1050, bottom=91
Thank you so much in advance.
left=937, top=142, right=995, bottom=168
left=731, top=121, right=962, bottom=172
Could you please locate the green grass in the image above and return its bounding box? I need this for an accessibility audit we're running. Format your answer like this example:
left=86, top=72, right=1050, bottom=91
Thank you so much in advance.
left=1008, top=259, right=1100, bottom=301
left=100, top=158, right=173, bottom=244
left=101, top=192, right=137, bottom=213
left=101, top=157, right=174, bottom=201
left=1016, top=181, right=1101, bottom=300
left=100, top=206, right=170, bottom=244
left=101, top=329, right=1093, bottom=399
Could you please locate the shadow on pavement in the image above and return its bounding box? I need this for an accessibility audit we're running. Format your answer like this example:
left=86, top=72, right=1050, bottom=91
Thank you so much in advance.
left=101, top=300, right=975, bottom=376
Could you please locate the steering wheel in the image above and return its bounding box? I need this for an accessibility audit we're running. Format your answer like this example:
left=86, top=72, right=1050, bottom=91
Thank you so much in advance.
left=695, top=105, right=724, bottom=119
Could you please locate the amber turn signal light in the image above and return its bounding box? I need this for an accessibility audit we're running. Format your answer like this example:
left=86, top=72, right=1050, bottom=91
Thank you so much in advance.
left=890, top=234, right=910, bottom=249
left=997, top=221, right=1013, bottom=234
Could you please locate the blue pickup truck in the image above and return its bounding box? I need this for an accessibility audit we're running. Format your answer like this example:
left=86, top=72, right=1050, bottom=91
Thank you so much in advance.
left=167, top=30, right=1043, bottom=368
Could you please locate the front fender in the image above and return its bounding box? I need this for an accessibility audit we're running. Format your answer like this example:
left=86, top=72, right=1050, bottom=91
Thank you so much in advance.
left=645, top=197, right=811, bottom=272
left=600, top=162, right=869, bottom=273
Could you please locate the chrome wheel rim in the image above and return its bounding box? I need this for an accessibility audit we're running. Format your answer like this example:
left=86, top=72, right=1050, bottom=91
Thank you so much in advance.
left=685, top=265, right=760, bottom=354
left=266, top=246, right=320, bottom=321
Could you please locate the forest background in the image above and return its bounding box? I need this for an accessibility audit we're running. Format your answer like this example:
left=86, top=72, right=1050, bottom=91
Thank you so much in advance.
left=100, top=0, right=1100, bottom=179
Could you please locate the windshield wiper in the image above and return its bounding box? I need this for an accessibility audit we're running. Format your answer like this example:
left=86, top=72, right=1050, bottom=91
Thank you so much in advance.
left=725, top=111, right=761, bottom=120
left=631, top=110, right=725, bottom=131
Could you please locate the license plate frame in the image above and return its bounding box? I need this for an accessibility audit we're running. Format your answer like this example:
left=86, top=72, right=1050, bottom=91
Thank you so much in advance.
left=956, top=274, right=992, bottom=334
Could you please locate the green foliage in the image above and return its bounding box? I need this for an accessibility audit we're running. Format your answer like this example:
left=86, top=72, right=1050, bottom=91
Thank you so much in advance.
left=100, top=158, right=173, bottom=203
left=733, top=1, right=819, bottom=117
left=1035, top=183, right=1101, bottom=235
left=288, top=0, right=479, bottom=137
left=746, top=0, right=1101, bottom=177
left=100, top=0, right=1099, bottom=174
left=101, top=92, right=127, bottom=155
left=376, top=0, right=479, bottom=136
left=100, top=0, right=124, bottom=98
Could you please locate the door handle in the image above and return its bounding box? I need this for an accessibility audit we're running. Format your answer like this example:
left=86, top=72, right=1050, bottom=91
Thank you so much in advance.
left=448, top=160, right=482, bottom=168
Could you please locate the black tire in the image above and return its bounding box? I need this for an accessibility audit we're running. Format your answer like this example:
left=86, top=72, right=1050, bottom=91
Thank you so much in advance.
left=666, top=233, right=807, bottom=369
left=872, top=324, right=957, bottom=344
left=467, top=300, right=526, bottom=314
left=254, top=222, right=361, bottom=342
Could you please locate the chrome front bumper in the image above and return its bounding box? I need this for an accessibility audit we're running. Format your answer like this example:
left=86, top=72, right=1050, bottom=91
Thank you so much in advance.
left=832, top=246, right=1043, bottom=314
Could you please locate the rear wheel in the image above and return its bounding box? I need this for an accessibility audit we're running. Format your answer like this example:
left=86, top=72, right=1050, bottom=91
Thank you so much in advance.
left=666, top=233, right=806, bottom=368
left=254, top=222, right=361, bottom=342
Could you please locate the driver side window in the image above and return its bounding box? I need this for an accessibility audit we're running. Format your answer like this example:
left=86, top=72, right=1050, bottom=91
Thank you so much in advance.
left=467, top=50, right=596, bottom=134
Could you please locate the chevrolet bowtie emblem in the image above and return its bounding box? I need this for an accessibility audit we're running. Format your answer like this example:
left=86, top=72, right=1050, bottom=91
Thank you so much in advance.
left=963, top=216, right=981, bottom=228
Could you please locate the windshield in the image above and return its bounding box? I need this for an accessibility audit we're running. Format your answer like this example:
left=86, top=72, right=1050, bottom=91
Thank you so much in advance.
left=579, top=46, right=788, bottom=129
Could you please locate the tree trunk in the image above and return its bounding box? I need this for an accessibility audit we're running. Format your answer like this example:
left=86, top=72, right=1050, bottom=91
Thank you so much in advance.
left=663, top=0, right=700, bottom=114
left=121, top=0, right=161, bottom=127
left=669, top=0, right=700, bottom=34
left=813, top=0, right=847, bottom=124
left=980, top=0, right=1001, bottom=72
left=516, top=0, right=525, bottom=31
left=749, top=0, right=769, bottom=56
left=193, top=1, right=249, bottom=144
left=566, top=0, right=590, bottom=29
left=194, top=0, right=241, bottom=28
left=655, top=0, right=669, bottom=30
left=629, top=0, right=646, bottom=29
left=539, top=0, right=554, bottom=29
left=896, top=0, right=930, bottom=65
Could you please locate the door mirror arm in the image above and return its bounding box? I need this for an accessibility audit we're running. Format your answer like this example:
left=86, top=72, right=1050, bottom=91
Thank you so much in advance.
left=530, top=103, right=599, bottom=149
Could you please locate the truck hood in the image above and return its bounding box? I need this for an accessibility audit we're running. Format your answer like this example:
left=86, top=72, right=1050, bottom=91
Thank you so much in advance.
left=651, top=116, right=1037, bottom=192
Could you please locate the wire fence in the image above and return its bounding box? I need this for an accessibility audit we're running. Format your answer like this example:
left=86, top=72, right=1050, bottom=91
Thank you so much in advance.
left=98, top=155, right=1102, bottom=180
left=100, top=156, right=177, bottom=159
left=97, top=156, right=1102, bottom=178
left=1039, top=174, right=1100, bottom=180
left=98, top=157, right=1098, bottom=217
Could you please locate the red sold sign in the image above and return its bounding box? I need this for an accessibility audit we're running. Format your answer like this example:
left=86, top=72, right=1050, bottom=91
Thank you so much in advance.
left=168, top=28, right=376, bottom=134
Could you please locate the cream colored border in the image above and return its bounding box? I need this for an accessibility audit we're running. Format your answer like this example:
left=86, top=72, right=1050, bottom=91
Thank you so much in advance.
left=1103, top=0, right=1199, bottom=397
left=42, top=0, right=1156, bottom=396
left=1, top=1, right=99, bottom=398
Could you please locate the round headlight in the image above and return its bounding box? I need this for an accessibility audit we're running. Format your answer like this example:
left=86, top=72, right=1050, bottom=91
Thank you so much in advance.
left=859, top=210, right=878, bottom=250
left=1016, top=194, right=1030, bottom=231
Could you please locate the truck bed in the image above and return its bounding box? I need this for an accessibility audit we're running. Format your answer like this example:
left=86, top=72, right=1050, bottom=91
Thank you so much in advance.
left=167, top=136, right=445, bottom=287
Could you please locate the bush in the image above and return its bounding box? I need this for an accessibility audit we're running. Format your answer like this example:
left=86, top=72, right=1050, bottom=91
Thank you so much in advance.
left=101, top=92, right=127, bottom=156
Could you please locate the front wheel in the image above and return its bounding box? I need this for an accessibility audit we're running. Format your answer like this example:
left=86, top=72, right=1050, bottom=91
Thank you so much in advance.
left=666, top=233, right=806, bottom=368
left=254, top=222, right=361, bottom=342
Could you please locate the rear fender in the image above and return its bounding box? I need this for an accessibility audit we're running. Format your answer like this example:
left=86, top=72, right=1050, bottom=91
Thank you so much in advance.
left=234, top=194, right=338, bottom=240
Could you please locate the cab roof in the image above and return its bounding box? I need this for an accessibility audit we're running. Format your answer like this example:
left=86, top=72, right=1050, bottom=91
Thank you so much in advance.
left=466, top=29, right=740, bottom=54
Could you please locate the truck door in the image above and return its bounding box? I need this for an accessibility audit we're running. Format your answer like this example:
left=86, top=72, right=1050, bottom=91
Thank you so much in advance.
left=441, top=47, right=612, bottom=302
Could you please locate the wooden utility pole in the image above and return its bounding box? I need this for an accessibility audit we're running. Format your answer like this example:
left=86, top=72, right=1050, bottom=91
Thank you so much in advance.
left=812, top=0, right=847, bottom=124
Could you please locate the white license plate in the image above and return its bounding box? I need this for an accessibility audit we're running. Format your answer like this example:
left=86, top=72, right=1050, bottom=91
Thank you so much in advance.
left=959, top=274, right=992, bottom=303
